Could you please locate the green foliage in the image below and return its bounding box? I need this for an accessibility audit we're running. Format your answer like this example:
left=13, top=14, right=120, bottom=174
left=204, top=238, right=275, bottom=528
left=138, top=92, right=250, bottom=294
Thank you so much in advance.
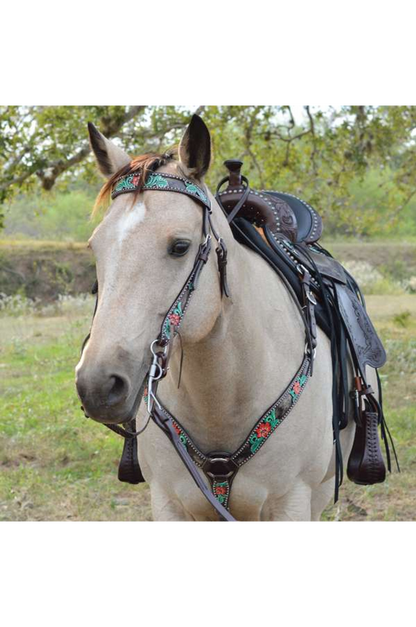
left=1, top=105, right=416, bottom=237
left=392, top=311, right=412, bottom=328
left=3, top=187, right=99, bottom=241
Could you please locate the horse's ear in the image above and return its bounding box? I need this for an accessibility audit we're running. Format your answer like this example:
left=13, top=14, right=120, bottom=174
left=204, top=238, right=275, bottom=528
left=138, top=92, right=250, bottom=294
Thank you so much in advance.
left=178, top=114, right=211, bottom=179
left=88, top=122, right=131, bottom=179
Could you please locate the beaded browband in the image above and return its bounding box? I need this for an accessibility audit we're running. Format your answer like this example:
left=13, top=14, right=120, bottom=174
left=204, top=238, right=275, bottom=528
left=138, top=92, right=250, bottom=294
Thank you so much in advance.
left=111, top=171, right=211, bottom=211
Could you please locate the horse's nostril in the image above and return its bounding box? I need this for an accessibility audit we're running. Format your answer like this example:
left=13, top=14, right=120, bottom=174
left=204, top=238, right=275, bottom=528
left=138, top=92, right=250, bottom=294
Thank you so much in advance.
left=107, top=375, right=128, bottom=405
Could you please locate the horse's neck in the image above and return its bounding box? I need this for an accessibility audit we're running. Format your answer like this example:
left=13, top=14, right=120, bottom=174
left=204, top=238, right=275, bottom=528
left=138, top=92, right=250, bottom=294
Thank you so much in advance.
left=160, top=202, right=305, bottom=452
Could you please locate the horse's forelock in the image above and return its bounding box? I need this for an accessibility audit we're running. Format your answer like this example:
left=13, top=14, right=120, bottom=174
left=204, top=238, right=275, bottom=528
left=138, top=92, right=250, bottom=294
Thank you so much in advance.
left=92, top=150, right=177, bottom=216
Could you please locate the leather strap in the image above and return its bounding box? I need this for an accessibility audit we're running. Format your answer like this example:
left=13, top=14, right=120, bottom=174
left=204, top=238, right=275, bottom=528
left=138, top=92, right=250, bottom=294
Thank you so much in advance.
left=151, top=405, right=237, bottom=521
left=112, top=171, right=211, bottom=213
left=146, top=351, right=312, bottom=516
left=118, top=422, right=146, bottom=484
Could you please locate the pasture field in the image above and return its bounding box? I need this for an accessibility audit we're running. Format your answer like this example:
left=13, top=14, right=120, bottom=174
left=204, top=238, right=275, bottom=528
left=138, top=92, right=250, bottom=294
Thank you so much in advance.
left=1, top=240, right=416, bottom=521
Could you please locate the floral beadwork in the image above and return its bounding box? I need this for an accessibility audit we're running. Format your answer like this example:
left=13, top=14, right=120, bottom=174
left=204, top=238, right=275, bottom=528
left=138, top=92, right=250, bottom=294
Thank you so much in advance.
left=168, top=313, right=181, bottom=326
left=289, top=374, right=308, bottom=402
left=113, top=175, right=136, bottom=194
left=249, top=408, right=282, bottom=453
left=255, top=422, right=271, bottom=439
left=144, top=174, right=169, bottom=189
left=163, top=301, right=183, bottom=339
left=172, top=421, right=187, bottom=449
left=154, top=358, right=311, bottom=514
left=185, top=182, right=207, bottom=203
left=213, top=480, right=230, bottom=505
left=143, top=386, right=149, bottom=405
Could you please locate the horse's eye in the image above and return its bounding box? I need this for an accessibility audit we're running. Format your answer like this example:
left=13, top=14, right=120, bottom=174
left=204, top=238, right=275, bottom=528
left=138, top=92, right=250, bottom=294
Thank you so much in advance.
left=169, top=240, right=191, bottom=257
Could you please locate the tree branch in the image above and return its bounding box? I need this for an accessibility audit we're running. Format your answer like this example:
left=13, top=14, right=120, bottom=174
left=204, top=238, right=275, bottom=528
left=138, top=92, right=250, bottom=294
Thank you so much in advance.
left=305, top=105, right=318, bottom=174
left=35, top=105, right=147, bottom=190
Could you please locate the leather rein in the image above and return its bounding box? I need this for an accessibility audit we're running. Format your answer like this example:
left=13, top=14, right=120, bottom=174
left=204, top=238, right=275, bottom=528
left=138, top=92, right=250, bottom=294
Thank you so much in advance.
left=80, top=170, right=318, bottom=521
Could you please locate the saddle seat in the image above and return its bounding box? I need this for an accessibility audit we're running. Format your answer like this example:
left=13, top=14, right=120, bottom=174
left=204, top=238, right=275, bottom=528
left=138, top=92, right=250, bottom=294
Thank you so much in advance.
left=217, top=160, right=323, bottom=244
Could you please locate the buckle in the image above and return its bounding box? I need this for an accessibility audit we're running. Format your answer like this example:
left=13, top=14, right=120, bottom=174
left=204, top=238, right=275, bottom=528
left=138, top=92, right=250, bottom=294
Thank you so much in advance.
left=305, top=343, right=317, bottom=359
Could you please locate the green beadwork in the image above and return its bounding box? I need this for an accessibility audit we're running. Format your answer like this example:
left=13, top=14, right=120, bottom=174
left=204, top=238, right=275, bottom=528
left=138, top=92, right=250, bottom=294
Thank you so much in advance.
left=172, top=422, right=188, bottom=450
left=164, top=319, right=171, bottom=339
left=163, top=300, right=184, bottom=339
left=185, top=182, right=207, bottom=203
left=144, top=174, right=169, bottom=189
left=264, top=408, right=279, bottom=429
left=289, top=374, right=308, bottom=401
left=173, top=301, right=182, bottom=316
left=114, top=175, right=135, bottom=193
left=249, top=432, right=263, bottom=454
left=249, top=409, right=281, bottom=453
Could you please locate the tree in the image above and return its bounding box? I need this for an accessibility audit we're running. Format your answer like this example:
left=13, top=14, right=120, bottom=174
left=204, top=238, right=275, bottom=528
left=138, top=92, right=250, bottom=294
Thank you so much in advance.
left=1, top=105, right=415, bottom=235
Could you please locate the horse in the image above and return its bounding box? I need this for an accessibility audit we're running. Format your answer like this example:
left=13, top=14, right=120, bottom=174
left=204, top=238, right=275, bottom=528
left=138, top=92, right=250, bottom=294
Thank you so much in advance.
left=75, top=114, right=371, bottom=521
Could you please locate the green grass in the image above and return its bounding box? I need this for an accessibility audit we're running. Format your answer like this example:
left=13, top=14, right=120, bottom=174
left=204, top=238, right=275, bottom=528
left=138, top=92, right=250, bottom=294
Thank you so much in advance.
left=1, top=296, right=415, bottom=521
left=0, top=311, right=151, bottom=521
left=323, top=296, right=416, bottom=521
left=0, top=240, right=86, bottom=251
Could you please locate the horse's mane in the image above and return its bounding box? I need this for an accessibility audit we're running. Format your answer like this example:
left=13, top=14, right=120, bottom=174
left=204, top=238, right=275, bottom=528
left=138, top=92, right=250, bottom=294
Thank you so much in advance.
left=93, top=149, right=177, bottom=215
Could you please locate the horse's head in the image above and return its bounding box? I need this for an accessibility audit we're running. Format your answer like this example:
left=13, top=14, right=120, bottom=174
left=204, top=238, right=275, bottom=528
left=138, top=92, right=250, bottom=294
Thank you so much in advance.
left=75, top=115, right=229, bottom=424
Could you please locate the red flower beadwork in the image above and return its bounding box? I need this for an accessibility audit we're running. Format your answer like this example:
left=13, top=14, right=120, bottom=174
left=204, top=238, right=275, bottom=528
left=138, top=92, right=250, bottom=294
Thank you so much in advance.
left=168, top=313, right=181, bottom=326
left=172, top=423, right=181, bottom=435
left=215, top=486, right=227, bottom=495
left=255, top=422, right=271, bottom=439
left=293, top=381, right=301, bottom=395
left=132, top=175, right=140, bottom=186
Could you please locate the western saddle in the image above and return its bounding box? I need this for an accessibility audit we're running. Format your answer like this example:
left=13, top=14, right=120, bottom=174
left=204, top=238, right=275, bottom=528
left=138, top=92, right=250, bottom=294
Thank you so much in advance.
left=215, top=159, right=398, bottom=495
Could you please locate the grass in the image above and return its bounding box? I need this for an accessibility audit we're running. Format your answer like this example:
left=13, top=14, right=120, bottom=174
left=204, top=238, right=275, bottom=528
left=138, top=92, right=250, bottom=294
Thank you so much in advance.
left=322, top=294, right=416, bottom=521
left=0, top=295, right=415, bottom=521
left=0, top=240, right=86, bottom=251
left=0, top=308, right=151, bottom=521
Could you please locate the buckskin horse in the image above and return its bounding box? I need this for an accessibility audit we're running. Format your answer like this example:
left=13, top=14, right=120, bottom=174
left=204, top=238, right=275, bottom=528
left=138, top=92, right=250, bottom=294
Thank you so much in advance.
left=76, top=114, right=395, bottom=521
